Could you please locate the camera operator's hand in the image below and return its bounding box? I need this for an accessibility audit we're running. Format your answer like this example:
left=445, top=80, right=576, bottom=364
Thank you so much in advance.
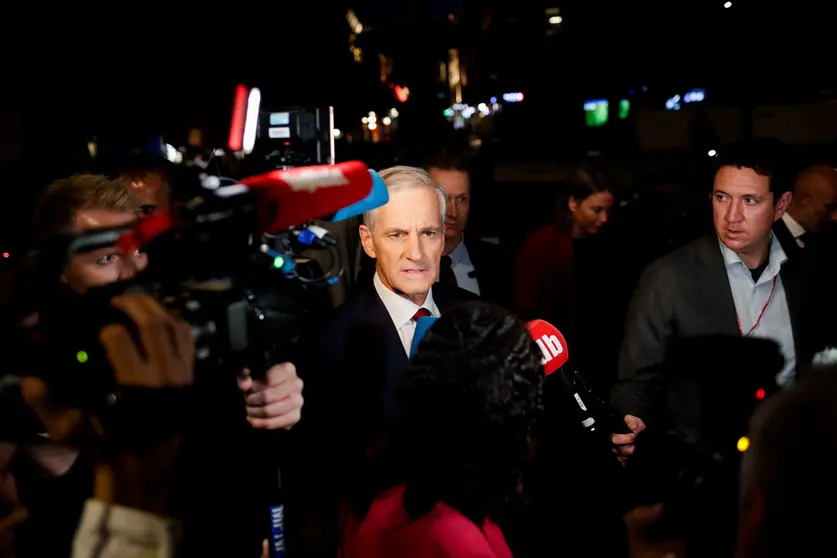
left=612, top=415, right=646, bottom=464
left=21, top=294, right=194, bottom=515
left=237, top=363, right=304, bottom=430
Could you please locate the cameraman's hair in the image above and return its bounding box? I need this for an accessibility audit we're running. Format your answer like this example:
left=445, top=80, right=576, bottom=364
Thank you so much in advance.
left=386, top=302, right=544, bottom=526
left=363, top=166, right=447, bottom=233
left=715, top=138, right=793, bottom=198
left=33, top=174, right=137, bottom=243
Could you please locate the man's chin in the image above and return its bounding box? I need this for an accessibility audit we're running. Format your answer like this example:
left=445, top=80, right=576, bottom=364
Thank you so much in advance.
left=393, top=276, right=433, bottom=294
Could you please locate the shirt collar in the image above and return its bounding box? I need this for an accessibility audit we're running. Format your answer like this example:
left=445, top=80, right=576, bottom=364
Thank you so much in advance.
left=781, top=212, right=806, bottom=239
left=448, top=236, right=470, bottom=266
left=373, top=272, right=440, bottom=329
left=719, top=233, right=788, bottom=282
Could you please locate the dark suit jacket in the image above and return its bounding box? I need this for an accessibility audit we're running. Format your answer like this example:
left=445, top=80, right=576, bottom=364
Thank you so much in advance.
left=772, top=218, right=803, bottom=261
left=297, top=281, right=477, bottom=532
left=318, top=282, right=477, bottom=437
left=356, top=238, right=512, bottom=308
left=462, top=236, right=513, bottom=308
left=611, top=234, right=828, bottom=422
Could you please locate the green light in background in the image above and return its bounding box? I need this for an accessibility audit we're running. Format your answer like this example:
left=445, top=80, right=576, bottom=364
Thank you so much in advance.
left=584, top=99, right=609, bottom=127
left=273, top=256, right=285, bottom=269
left=619, top=99, right=630, bottom=119
left=76, top=350, right=89, bottom=364
left=443, top=108, right=453, bottom=117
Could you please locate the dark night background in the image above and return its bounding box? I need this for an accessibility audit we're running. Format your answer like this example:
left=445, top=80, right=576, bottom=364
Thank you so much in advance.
left=2, top=0, right=835, bottom=251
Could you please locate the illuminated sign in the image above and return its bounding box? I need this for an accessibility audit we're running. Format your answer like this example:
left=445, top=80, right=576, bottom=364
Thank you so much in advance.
left=502, top=92, right=524, bottom=103
left=684, top=88, right=705, bottom=103
left=394, top=85, right=410, bottom=102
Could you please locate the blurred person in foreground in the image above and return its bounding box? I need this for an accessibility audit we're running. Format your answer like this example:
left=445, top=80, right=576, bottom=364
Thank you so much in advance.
left=736, top=352, right=837, bottom=558
left=514, top=168, right=618, bottom=383
left=19, top=293, right=193, bottom=557
left=0, top=174, right=304, bottom=558
left=342, top=302, right=544, bottom=558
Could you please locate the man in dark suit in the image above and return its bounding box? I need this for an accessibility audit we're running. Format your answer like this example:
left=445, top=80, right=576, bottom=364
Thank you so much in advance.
left=610, top=141, right=833, bottom=460
left=773, top=164, right=837, bottom=256
left=357, top=151, right=512, bottom=308
left=297, top=166, right=476, bottom=555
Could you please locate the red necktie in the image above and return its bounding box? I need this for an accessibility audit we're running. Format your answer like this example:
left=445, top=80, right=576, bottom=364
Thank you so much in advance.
left=412, top=308, right=432, bottom=321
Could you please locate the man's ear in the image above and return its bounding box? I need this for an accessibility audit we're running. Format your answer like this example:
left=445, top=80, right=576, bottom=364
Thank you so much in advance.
left=359, top=224, right=376, bottom=259
left=774, top=191, right=792, bottom=221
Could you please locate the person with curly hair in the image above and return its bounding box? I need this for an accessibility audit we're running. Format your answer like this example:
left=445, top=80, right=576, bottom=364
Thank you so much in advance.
left=343, top=301, right=545, bottom=558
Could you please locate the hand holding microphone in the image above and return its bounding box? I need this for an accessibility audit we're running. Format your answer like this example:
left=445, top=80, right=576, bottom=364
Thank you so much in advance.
left=526, top=320, right=640, bottom=459
left=612, top=415, right=646, bottom=464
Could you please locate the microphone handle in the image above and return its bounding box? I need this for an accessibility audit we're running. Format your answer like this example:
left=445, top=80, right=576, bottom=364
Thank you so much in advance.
left=262, top=431, right=286, bottom=558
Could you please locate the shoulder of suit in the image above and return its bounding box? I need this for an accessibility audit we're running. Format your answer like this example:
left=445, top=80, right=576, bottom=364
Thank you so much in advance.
left=466, top=236, right=506, bottom=261
left=524, top=224, right=559, bottom=243
left=433, top=283, right=480, bottom=309
left=642, top=235, right=713, bottom=280
left=328, top=288, right=380, bottom=328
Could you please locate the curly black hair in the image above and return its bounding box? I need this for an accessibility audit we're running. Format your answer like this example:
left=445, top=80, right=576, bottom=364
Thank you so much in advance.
left=386, top=301, right=545, bottom=527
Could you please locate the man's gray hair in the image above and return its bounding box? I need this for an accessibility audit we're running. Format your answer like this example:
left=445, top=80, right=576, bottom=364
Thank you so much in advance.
left=363, top=165, right=447, bottom=232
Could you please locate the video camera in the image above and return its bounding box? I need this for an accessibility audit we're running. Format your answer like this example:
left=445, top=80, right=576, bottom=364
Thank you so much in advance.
left=4, top=159, right=385, bottom=433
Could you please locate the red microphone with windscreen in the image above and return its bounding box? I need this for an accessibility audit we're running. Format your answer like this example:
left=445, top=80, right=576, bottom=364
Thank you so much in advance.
left=240, top=160, right=372, bottom=232
left=526, top=319, right=569, bottom=375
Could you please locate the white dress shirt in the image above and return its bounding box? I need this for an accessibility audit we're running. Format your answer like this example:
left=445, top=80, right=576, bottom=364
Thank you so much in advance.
left=720, top=235, right=797, bottom=387
left=437, top=236, right=481, bottom=296
left=374, top=272, right=441, bottom=355
left=781, top=212, right=807, bottom=248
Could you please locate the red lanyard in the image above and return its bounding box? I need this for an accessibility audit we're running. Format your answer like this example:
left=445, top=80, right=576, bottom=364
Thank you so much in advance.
left=736, top=275, right=778, bottom=337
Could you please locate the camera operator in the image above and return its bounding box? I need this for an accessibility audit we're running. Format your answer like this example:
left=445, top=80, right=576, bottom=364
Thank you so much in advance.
left=4, top=174, right=304, bottom=557
left=21, top=293, right=192, bottom=557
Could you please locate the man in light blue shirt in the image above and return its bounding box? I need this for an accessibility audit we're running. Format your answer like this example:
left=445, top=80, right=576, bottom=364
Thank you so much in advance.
left=612, top=139, right=833, bottom=464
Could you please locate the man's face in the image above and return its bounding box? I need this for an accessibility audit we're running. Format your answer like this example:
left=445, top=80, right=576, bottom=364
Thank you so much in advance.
left=359, top=187, right=444, bottom=305
left=62, top=208, right=148, bottom=294
left=712, top=166, right=790, bottom=256
left=428, top=168, right=470, bottom=243
left=129, top=171, right=169, bottom=215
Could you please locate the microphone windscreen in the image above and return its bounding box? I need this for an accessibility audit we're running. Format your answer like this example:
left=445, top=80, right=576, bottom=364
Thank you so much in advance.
left=526, top=319, right=569, bottom=375
left=330, top=169, right=389, bottom=222
left=240, top=161, right=372, bottom=231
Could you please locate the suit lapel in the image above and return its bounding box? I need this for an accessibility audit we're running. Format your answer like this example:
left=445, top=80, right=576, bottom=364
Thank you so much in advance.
left=692, top=235, right=740, bottom=336
left=362, top=288, right=409, bottom=367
